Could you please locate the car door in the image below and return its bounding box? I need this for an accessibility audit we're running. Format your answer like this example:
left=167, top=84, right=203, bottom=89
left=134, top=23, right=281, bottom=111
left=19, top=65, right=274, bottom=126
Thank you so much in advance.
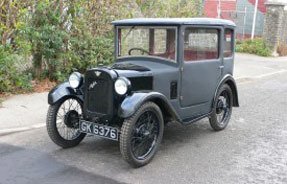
left=180, top=26, right=223, bottom=117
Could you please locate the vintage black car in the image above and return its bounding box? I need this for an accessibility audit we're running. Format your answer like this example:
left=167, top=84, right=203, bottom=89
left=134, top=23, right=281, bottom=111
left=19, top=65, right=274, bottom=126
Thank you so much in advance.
left=47, top=18, right=239, bottom=167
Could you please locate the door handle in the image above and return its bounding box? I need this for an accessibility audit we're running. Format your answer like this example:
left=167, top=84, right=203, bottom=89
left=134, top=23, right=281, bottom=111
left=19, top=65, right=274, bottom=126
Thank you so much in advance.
left=218, top=65, right=224, bottom=78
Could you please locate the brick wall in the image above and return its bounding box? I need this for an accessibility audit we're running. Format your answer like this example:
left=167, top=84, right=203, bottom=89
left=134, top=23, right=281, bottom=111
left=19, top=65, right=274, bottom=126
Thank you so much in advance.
left=203, top=0, right=267, bottom=38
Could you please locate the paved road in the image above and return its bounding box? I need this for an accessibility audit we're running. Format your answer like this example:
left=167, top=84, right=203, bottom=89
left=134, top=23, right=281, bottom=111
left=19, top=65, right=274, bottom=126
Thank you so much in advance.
left=234, top=53, right=287, bottom=80
left=2, top=53, right=287, bottom=133
left=1, top=71, right=287, bottom=183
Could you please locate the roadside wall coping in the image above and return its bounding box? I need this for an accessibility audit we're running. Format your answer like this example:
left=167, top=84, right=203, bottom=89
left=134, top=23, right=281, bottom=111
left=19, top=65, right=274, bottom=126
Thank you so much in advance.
left=265, top=0, right=287, bottom=6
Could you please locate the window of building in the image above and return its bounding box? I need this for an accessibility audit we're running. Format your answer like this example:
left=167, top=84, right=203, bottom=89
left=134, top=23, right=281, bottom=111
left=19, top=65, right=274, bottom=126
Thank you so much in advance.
left=184, top=28, right=219, bottom=62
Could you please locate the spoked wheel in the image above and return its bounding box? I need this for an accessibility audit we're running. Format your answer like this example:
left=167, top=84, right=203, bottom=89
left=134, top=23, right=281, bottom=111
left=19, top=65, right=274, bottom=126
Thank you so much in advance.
left=120, top=102, right=164, bottom=167
left=46, top=97, right=86, bottom=148
left=209, top=84, right=233, bottom=131
left=131, top=111, right=160, bottom=160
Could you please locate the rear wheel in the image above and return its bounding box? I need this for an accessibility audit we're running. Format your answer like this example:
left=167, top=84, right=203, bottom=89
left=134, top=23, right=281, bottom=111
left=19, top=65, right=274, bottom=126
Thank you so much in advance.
left=46, top=97, right=86, bottom=148
left=209, top=84, right=233, bottom=131
left=120, top=102, right=164, bottom=167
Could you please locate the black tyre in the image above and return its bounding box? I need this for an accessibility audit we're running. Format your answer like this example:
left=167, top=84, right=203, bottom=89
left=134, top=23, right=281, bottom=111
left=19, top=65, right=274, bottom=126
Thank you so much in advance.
left=209, top=84, right=233, bottom=131
left=120, top=102, right=164, bottom=167
left=46, top=97, right=86, bottom=148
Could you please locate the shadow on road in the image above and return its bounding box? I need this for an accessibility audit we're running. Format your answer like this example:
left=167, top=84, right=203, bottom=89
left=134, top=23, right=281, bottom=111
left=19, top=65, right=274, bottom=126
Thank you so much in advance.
left=51, top=119, right=216, bottom=169
left=0, top=143, right=126, bottom=184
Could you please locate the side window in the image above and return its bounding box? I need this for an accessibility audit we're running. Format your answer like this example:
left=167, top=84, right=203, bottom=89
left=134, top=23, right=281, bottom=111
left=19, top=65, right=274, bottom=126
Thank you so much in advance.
left=224, top=29, right=233, bottom=57
left=184, top=28, right=219, bottom=62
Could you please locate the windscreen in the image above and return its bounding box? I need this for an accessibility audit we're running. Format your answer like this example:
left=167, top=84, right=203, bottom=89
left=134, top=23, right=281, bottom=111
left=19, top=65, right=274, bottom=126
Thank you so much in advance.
left=117, top=26, right=177, bottom=62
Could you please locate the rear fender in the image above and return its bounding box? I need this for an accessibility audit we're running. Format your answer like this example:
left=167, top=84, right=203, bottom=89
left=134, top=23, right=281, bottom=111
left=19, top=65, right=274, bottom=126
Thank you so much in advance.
left=213, top=75, right=239, bottom=108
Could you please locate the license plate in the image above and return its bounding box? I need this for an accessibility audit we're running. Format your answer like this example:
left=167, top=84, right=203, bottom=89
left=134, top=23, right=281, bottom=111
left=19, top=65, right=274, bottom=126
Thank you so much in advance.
left=79, top=120, right=119, bottom=141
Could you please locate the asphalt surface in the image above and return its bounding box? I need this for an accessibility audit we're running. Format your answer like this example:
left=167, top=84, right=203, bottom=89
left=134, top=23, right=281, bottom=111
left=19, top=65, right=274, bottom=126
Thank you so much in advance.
left=0, top=72, right=287, bottom=184
left=1, top=53, right=287, bottom=133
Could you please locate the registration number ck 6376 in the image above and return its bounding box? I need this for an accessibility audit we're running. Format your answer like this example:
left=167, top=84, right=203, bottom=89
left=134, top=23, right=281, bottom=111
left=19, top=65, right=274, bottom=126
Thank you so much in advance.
left=79, top=120, right=119, bottom=141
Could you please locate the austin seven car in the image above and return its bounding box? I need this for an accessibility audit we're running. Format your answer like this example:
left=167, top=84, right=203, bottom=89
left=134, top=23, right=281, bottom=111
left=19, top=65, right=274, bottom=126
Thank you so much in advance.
left=46, top=18, right=239, bottom=167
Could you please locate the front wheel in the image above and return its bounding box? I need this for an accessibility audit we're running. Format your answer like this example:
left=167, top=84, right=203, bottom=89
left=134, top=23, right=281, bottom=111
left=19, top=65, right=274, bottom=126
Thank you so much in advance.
left=46, top=97, right=86, bottom=148
left=120, top=102, right=164, bottom=167
left=209, top=84, right=233, bottom=131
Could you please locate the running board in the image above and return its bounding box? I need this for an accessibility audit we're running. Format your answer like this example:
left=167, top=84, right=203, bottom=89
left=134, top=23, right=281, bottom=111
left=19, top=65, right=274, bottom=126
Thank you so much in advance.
left=181, top=112, right=211, bottom=125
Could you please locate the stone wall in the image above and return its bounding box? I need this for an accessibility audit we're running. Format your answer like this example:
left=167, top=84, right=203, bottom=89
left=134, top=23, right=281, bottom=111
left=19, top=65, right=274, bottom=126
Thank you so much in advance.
left=281, top=9, right=287, bottom=44
left=263, top=0, right=287, bottom=54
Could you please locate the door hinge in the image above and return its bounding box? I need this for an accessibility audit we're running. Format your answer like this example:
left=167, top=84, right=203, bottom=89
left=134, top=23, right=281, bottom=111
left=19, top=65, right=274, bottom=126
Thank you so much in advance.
left=180, top=96, right=184, bottom=101
left=180, top=67, right=184, bottom=72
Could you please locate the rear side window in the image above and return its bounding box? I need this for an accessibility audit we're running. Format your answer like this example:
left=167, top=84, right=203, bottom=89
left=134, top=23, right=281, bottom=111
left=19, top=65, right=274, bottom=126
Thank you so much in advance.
left=184, top=28, right=219, bottom=62
left=224, top=29, right=233, bottom=57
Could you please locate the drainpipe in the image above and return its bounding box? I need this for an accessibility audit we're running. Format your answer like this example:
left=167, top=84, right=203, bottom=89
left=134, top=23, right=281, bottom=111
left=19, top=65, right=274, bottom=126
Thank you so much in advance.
left=217, top=0, right=221, bottom=18
left=200, top=0, right=205, bottom=16
left=243, top=7, right=247, bottom=39
left=251, top=0, right=259, bottom=39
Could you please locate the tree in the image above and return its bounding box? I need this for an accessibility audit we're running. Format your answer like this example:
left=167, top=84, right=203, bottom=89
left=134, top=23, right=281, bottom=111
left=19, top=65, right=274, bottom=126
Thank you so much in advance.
left=0, top=0, right=32, bottom=48
left=136, top=0, right=202, bottom=18
left=1, top=0, right=203, bottom=83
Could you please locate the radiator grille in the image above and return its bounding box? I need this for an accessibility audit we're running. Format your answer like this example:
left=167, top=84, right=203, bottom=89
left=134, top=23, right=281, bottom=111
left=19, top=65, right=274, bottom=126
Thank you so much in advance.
left=84, top=70, right=114, bottom=116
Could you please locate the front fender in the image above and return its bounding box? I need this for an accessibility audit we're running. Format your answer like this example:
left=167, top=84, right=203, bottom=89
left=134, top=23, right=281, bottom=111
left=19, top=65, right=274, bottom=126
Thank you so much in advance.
left=48, top=82, right=83, bottom=105
left=118, top=92, right=181, bottom=121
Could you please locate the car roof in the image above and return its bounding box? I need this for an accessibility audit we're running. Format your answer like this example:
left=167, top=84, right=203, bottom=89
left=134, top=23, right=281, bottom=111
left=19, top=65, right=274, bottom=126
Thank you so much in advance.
left=111, top=18, right=236, bottom=27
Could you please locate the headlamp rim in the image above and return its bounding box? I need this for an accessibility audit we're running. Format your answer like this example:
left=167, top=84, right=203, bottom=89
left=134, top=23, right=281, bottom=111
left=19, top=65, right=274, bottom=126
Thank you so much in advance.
left=114, top=77, right=131, bottom=95
left=69, top=72, right=83, bottom=89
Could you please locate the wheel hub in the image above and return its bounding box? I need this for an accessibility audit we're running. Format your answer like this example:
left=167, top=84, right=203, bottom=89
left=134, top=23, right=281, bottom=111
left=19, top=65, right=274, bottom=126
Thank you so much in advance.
left=216, top=99, right=224, bottom=114
left=143, top=130, right=150, bottom=136
left=136, top=126, right=150, bottom=138
left=64, top=110, right=79, bottom=128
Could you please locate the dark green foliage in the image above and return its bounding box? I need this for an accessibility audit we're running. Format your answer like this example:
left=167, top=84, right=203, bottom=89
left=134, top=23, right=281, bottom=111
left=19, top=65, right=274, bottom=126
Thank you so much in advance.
left=54, top=35, right=114, bottom=82
left=24, top=1, right=119, bottom=82
left=0, top=0, right=202, bottom=93
left=0, top=46, right=32, bottom=93
left=68, top=35, right=114, bottom=69
left=136, top=0, right=202, bottom=18
left=236, top=38, right=271, bottom=57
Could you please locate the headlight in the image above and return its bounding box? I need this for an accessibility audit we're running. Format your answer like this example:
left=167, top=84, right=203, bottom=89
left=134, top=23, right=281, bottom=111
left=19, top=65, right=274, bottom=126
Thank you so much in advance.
left=114, top=77, right=131, bottom=95
left=69, top=72, right=82, bottom=89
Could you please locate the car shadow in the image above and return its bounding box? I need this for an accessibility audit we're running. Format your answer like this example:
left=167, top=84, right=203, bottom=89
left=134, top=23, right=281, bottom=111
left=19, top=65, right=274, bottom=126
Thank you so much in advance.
left=51, top=118, right=216, bottom=170
left=160, top=119, right=215, bottom=152
left=0, top=143, right=126, bottom=184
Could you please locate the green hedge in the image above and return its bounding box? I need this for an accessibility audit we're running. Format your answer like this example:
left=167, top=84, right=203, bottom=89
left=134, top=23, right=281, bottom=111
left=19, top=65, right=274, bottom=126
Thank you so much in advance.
left=0, top=46, right=32, bottom=93
left=0, top=0, right=202, bottom=94
left=236, top=38, right=271, bottom=57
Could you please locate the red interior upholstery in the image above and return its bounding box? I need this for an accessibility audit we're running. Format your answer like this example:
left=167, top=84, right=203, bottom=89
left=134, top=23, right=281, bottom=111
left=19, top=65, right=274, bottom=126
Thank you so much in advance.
left=151, top=50, right=218, bottom=61
left=184, top=50, right=218, bottom=61
left=152, top=52, right=175, bottom=60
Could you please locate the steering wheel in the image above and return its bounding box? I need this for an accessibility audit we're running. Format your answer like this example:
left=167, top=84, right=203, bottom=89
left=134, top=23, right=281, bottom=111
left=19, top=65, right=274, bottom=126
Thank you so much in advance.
left=128, top=48, right=150, bottom=56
